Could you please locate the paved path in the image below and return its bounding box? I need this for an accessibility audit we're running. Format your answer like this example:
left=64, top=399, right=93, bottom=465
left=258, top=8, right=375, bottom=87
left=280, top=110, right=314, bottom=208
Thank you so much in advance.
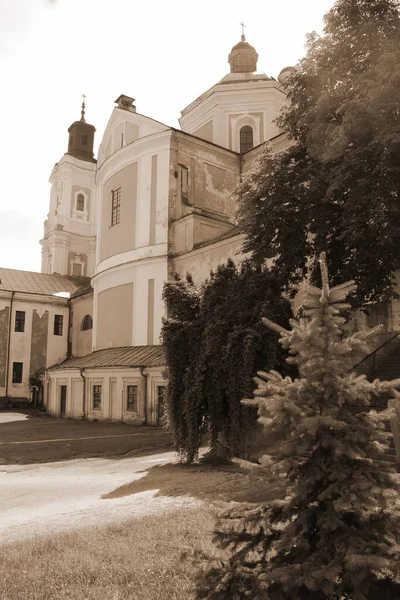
left=0, top=451, right=199, bottom=546
left=0, top=411, right=173, bottom=463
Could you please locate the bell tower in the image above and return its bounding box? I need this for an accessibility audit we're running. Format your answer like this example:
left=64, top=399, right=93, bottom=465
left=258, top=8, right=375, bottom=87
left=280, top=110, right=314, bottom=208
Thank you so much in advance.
left=40, top=98, right=97, bottom=278
left=67, top=96, right=96, bottom=163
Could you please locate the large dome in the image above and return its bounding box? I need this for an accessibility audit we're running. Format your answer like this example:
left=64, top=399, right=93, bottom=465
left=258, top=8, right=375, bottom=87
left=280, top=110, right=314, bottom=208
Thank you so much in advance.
left=228, top=35, right=258, bottom=73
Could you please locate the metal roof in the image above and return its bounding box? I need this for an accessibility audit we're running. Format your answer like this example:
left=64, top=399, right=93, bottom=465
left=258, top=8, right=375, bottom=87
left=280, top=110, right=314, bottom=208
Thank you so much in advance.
left=0, top=268, right=91, bottom=296
left=49, top=345, right=165, bottom=371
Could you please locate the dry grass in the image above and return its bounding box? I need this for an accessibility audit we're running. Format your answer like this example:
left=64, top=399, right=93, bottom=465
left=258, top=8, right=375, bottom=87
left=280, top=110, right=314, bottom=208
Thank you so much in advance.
left=0, top=506, right=217, bottom=600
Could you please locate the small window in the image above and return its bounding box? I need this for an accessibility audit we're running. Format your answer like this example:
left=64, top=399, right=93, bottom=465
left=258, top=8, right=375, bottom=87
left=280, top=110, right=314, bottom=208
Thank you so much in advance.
left=54, top=314, right=63, bottom=336
left=240, top=126, right=254, bottom=153
left=81, top=134, right=88, bottom=146
left=76, top=193, right=85, bottom=211
left=111, top=187, right=121, bottom=226
left=126, top=385, right=138, bottom=412
left=12, top=362, right=23, bottom=384
left=93, top=385, right=102, bottom=410
left=15, top=310, right=25, bottom=332
left=72, top=263, right=82, bottom=276
left=81, top=315, right=93, bottom=331
left=69, top=133, right=74, bottom=148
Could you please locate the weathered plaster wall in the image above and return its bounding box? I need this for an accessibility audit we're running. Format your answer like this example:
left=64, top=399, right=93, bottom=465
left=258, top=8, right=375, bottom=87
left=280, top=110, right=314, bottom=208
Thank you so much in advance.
left=169, top=131, right=240, bottom=255
left=30, top=309, right=49, bottom=376
left=172, top=233, right=248, bottom=284
left=0, top=304, right=9, bottom=388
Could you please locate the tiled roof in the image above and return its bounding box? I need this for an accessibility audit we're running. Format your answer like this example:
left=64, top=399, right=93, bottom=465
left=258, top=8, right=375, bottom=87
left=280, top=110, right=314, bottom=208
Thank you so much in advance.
left=49, top=345, right=165, bottom=371
left=0, top=268, right=91, bottom=296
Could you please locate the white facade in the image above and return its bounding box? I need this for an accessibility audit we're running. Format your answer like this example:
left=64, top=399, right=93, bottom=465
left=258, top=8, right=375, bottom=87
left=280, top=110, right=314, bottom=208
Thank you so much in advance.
left=41, top=152, right=97, bottom=277
left=42, top=36, right=293, bottom=421
left=45, top=366, right=166, bottom=425
left=180, top=74, right=286, bottom=151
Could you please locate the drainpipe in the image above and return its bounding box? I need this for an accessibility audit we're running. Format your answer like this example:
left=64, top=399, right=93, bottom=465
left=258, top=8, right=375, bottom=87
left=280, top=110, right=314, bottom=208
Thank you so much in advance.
left=67, top=297, right=72, bottom=358
left=140, top=366, right=149, bottom=425
left=5, top=291, right=14, bottom=401
left=79, top=367, right=86, bottom=418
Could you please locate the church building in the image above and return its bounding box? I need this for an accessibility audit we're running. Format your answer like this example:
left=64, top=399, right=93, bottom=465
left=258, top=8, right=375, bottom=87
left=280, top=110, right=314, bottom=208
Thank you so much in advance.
left=40, top=35, right=294, bottom=423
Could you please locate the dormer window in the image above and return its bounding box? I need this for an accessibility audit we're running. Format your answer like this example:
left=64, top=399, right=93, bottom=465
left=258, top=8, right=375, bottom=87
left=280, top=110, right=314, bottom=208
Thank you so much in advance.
left=240, top=126, right=254, bottom=153
left=76, top=194, right=85, bottom=211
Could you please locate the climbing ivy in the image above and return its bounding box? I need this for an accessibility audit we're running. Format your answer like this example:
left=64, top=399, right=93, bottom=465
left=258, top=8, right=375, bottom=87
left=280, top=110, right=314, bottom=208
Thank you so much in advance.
left=162, top=260, right=292, bottom=463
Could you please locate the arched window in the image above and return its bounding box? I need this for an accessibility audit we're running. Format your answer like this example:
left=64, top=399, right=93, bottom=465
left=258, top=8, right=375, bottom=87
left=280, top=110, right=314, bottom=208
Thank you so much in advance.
left=81, top=315, right=93, bottom=331
left=76, top=193, right=85, bottom=212
left=240, top=126, right=254, bottom=153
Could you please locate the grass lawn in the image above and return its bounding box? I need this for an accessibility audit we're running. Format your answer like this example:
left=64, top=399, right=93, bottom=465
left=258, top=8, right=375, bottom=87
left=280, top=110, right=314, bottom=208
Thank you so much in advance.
left=0, top=506, right=217, bottom=600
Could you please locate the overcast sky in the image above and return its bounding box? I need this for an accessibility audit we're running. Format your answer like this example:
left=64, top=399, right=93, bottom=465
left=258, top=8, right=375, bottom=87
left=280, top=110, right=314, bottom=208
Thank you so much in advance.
left=0, top=0, right=335, bottom=273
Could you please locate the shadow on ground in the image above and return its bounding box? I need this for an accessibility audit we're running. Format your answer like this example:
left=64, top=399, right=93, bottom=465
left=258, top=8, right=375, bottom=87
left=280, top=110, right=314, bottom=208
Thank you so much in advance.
left=102, top=461, right=286, bottom=504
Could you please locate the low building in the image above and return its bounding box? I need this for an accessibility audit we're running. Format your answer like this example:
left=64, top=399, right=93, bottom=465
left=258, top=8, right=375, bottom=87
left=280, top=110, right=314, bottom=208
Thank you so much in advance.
left=45, top=346, right=166, bottom=424
left=0, top=268, right=92, bottom=407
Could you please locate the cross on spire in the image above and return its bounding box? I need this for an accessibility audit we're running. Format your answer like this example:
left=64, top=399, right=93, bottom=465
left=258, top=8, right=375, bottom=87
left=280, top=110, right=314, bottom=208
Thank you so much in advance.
left=240, top=21, right=246, bottom=41
left=80, top=94, right=86, bottom=122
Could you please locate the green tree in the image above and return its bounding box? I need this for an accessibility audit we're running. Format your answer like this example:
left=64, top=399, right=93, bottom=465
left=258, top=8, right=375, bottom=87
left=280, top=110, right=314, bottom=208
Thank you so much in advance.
left=162, top=260, right=292, bottom=464
left=195, top=254, right=400, bottom=600
left=237, top=0, right=400, bottom=305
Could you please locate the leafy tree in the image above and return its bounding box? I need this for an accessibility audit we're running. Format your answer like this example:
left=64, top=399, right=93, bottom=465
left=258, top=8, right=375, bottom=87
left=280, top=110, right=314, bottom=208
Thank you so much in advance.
left=162, top=260, right=293, bottom=464
left=237, top=0, right=400, bottom=306
left=195, top=253, right=400, bottom=600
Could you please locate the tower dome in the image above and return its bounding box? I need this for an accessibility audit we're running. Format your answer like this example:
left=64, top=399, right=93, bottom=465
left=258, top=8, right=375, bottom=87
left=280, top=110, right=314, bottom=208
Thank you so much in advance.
left=278, top=66, right=294, bottom=85
left=67, top=97, right=96, bottom=163
left=228, top=34, right=258, bottom=73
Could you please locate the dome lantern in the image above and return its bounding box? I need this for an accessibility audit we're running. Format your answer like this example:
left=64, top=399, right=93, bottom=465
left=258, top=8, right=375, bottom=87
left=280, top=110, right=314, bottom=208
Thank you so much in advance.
left=228, top=26, right=258, bottom=74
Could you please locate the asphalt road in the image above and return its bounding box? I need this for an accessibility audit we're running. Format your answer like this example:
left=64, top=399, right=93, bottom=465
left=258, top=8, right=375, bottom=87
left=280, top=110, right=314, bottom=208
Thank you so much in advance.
left=0, top=411, right=174, bottom=464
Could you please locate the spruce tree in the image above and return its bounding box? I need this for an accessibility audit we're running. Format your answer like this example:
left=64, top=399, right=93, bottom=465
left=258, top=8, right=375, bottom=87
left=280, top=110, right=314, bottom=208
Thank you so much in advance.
left=195, top=254, right=400, bottom=600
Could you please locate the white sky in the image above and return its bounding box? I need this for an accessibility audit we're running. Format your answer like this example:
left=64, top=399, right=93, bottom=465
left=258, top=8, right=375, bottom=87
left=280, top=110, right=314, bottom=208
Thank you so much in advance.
left=0, top=0, right=335, bottom=273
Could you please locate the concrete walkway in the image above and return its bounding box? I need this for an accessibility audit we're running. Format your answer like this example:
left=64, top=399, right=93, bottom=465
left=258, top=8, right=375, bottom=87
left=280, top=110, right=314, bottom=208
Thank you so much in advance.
left=0, top=451, right=200, bottom=546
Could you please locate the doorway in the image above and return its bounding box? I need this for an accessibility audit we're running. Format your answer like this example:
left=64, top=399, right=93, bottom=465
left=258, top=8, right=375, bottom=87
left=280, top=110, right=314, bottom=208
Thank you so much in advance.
left=60, top=385, right=67, bottom=418
left=156, top=386, right=166, bottom=426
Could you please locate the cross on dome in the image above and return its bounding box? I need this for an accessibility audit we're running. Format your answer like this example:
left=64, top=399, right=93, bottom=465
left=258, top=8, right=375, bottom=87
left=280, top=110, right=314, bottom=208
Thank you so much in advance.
left=80, top=94, right=86, bottom=123
left=240, top=21, right=246, bottom=41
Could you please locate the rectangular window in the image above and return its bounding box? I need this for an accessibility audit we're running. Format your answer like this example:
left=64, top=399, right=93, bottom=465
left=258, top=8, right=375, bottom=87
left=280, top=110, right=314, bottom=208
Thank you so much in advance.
left=76, top=193, right=85, bottom=211
left=93, top=385, right=102, bottom=410
left=15, top=310, right=25, bottom=332
left=126, top=385, right=138, bottom=412
left=72, top=263, right=82, bottom=276
left=54, top=314, right=63, bottom=336
left=12, top=362, right=23, bottom=384
left=81, top=134, right=88, bottom=146
left=111, top=187, right=121, bottom=226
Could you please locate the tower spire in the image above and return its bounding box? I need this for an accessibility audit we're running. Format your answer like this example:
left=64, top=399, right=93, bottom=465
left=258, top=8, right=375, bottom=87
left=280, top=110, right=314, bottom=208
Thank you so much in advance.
left=80, top=94, right=86, bottom=123
left=240, top=21, right=246, bottom=41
